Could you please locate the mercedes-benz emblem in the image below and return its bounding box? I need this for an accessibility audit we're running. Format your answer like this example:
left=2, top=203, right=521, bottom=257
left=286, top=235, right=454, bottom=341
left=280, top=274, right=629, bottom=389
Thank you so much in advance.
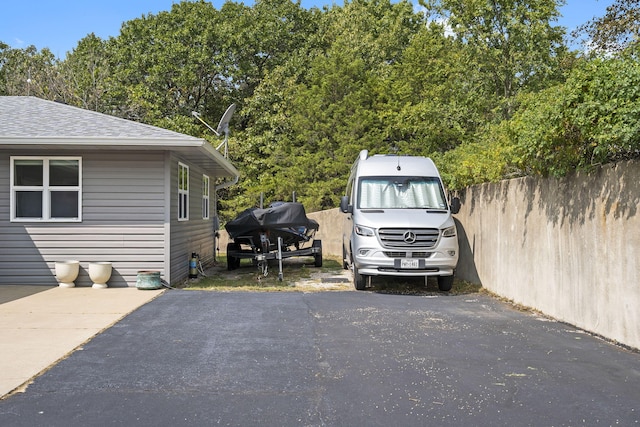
left=403, top=231, right=417, bottom=244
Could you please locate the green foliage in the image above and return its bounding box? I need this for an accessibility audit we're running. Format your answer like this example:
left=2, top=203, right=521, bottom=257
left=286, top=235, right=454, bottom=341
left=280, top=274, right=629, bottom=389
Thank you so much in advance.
left=575, top=0, right=640, bottom=54
left=105, top=0, right=231, bottom=123
left=511, top=55, right=640, bottom=176
left=219, top=0, right=318, bottom=99
left=58, top=33, right=110, bottom=111
left=0, top=45, right=61, bottom=98
left=422, top=0, right=566, bottom=117
left=568, top=56, right=640, bottom=163
left=388, top=22, right=494, bottom=155
left=439, top=121, right=519, bottom=189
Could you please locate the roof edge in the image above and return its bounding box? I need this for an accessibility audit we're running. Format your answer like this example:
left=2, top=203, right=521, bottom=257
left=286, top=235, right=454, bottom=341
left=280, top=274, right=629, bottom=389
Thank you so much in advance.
left=199, top=142, right=240, bottom=178
left=0, top=137, right=203, bottom=145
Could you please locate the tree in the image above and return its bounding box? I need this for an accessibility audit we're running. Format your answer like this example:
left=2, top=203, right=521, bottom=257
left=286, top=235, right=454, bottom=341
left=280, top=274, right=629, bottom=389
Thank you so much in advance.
left=5, top=0, right=619, bottom=219
left=219, top=0, right=318, bottom=101
left=58, top=33, right=110, bottom=111
left=105, top=0, right=231, bottom=124
left=213, top=0, right=323, bottom=215
left=0, top=41, right=8, bottom=92
left=0, top=45, right=62, bottom=99
left=421, top=0, right=567, bottom=117
left=575, top=0, right=640, bottom=54
left=386, top=22, right=492, bottom=155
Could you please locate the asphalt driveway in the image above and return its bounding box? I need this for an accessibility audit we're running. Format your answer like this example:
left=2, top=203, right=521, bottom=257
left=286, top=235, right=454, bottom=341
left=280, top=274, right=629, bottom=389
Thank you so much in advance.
left=1, top=290, right=638, bottom=426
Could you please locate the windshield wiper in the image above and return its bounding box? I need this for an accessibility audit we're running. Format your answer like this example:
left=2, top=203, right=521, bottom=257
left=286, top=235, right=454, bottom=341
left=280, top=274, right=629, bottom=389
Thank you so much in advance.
left=425, top=208, right=448, bottom=213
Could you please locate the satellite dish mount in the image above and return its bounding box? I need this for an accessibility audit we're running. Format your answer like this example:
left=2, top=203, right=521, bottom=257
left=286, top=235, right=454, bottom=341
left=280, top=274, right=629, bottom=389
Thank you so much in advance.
left=192, top=103, right=236, bottom=158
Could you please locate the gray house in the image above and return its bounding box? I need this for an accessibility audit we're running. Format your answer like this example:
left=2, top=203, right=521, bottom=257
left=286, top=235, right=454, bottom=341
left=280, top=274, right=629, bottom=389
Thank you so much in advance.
left=0, top=96, right=239, bottom=287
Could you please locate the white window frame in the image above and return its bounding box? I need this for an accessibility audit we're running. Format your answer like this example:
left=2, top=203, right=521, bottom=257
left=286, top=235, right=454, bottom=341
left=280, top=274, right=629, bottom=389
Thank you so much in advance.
left=202, top=174, right=210, bottom=220
left=10, top=156, right=82, bottom=222
left=178, top=162, right=189, bottom=221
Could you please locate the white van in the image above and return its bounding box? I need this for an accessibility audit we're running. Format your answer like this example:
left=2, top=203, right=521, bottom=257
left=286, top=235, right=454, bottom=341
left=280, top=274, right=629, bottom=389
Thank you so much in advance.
left=340, top=150, right=461, bottom=291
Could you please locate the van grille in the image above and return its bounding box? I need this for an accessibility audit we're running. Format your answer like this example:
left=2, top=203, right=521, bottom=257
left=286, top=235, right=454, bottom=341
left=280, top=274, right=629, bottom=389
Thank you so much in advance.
left=378, top=228, right=440, bottom=249
left=384, top=252, right=433, bottom=258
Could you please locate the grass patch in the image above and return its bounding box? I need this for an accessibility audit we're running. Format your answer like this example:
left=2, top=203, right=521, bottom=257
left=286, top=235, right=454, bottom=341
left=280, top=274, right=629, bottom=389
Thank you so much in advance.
left=185, top=256, right=345, bottom=292
left=184, top=255, right=482, bottom=295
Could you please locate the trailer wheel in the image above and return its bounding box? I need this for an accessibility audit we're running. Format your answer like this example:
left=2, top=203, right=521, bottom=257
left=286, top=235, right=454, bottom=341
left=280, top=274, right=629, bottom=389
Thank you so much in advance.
left=353, top=263, right=367, bottom=291
left=312, top=240, right=323, bottom=267
left=227, top=243, right=239, bottom=271
left=437, top=275, right=454, bottom=292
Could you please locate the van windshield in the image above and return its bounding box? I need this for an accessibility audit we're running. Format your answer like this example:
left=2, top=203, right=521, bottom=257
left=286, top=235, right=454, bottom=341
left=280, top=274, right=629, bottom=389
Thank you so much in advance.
left=358, top=176, right=447, bottom=210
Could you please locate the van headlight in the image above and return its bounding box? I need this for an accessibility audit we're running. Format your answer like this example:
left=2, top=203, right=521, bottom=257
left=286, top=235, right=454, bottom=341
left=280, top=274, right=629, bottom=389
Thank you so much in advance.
left=354, top=224, right=375, bottom=237
left=442, top=225, right=457, bottom=237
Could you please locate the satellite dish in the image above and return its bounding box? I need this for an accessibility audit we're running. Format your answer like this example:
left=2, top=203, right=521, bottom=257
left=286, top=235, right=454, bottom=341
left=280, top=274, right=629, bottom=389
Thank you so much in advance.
left=191, top=103, right=236, bottom=158
left=216, top=103, right=236, bottom=136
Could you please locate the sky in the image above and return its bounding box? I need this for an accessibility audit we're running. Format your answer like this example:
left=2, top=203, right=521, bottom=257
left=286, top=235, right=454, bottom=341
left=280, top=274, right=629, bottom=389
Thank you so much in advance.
left=0, top=0, right=616, bottom=59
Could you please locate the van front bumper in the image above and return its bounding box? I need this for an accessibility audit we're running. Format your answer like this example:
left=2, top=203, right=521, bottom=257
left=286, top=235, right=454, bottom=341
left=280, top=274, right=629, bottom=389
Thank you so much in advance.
left=353, top=239, right=459, bottom=277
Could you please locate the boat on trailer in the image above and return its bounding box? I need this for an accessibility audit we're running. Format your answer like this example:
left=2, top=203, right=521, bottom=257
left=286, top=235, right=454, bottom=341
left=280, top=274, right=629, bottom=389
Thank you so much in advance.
left=225, top=201, right=322, bottom=279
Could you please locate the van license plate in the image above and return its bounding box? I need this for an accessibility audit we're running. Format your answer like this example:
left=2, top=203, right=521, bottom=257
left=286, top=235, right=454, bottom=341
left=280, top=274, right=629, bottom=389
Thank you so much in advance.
left=400, top=259, right=419, bottom=269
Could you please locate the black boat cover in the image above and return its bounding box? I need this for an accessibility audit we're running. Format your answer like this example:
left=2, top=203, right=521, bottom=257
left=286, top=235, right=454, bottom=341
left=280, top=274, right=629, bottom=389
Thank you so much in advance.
left=225, top=202, right=319, bottom=240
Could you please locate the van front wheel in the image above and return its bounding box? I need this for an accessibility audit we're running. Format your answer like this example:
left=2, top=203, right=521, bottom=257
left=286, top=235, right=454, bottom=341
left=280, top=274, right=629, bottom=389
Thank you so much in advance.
left=353, top=264, right=367, bottom=291
left=437, top=275, right=454, bottom=292
left=342, top=246, right=349, bottom=270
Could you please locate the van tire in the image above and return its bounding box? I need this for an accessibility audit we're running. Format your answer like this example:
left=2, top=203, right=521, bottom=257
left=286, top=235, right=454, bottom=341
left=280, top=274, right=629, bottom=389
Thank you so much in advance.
left=438, top=275, right=454, bottom=292
left=342, top=246, right=349, bottom=270
left=353, top=264, right=367, bottom=290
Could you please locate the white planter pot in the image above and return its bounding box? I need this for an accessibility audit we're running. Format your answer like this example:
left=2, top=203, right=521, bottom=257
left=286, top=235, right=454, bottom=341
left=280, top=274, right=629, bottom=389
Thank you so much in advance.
left=55, top=260, right=80, bottom=288
left=89, top=262, right=112, bottom=289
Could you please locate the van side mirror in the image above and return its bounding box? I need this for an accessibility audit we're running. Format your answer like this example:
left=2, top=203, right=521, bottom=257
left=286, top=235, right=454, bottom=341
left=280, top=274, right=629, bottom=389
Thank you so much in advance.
left=340, top=196, right=352, bottom=213
left=450, top=197, right=461, bottom=214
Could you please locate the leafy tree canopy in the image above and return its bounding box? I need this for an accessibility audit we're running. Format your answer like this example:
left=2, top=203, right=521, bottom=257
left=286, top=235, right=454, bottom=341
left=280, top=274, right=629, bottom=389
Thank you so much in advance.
left=575, top=0, right=640, bottom=54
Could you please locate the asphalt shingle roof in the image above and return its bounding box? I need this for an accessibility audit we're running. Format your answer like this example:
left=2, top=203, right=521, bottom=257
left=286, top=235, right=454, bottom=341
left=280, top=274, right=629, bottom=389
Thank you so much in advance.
left=0, top=96, right=200, bottom=140
left=0, top=96, right=239, bottom=178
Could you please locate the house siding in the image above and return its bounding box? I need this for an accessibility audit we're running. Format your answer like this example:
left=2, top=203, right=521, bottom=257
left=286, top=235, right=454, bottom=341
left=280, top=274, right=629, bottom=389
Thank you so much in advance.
left=169, top=153, right=216, bottom=285
left=0, top=150, right=166, bottom=287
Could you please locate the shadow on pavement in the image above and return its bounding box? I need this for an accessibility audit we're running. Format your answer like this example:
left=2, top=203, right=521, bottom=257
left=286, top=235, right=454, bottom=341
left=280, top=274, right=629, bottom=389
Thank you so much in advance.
left=0, top=286, right=54, bottom=305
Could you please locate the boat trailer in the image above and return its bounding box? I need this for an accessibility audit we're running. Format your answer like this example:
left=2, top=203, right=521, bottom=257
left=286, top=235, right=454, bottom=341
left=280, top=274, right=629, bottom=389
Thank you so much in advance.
left=226, top=238, right=322, bottom=281
left=225, top=202, right=322, bottom=281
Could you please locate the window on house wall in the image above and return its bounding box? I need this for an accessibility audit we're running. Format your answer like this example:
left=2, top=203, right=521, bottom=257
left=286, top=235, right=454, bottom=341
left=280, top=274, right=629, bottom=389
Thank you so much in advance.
left=10, top=157, right=82, bottom=222
left=178, top=162, right=189, bottom=221
left=202, top=174, right=210, bottom=220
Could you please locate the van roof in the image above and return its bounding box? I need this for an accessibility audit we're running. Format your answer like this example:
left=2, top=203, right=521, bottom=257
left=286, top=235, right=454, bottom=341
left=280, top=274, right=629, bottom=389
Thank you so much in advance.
left=357, top=154, right=440, bottom=178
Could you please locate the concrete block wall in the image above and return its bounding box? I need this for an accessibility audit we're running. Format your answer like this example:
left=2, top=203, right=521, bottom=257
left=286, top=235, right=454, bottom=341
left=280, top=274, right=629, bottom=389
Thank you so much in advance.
left=454, top=159, right=639, bottom=350
left=307, top=208, right=343, bottom=259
